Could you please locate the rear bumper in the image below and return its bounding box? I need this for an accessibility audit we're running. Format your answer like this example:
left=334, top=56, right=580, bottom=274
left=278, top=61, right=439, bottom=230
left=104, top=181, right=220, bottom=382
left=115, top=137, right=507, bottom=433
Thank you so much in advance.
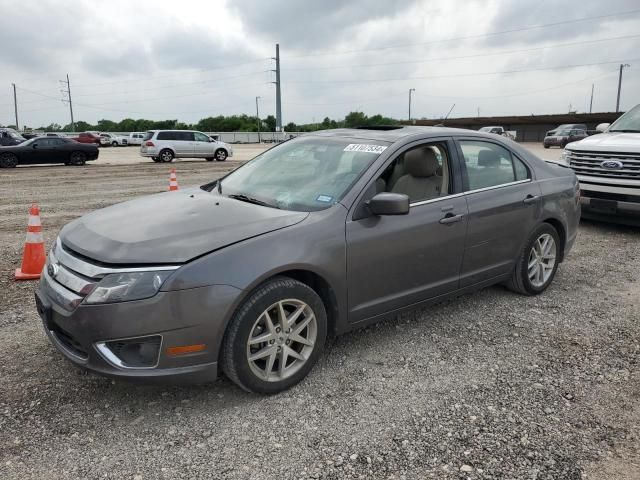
left=35, top=271, right=242, bottom=384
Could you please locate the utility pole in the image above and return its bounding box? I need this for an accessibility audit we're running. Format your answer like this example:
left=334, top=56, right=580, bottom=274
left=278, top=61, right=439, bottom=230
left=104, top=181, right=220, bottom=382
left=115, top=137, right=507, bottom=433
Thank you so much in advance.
left=477, top=107, right=480, bottom=118
left=60, top=74, right=75, bottom=132
left=12, top=83, right=19, bottom=131
left=616, top=64, right=630, bottom=113
left=271, top=44, right=282, bottom=134
left=589, top=83, right=594, bottom=113
left=255, top=96, right=261, bottom=143
left=408, top=88, right=415, bottom=122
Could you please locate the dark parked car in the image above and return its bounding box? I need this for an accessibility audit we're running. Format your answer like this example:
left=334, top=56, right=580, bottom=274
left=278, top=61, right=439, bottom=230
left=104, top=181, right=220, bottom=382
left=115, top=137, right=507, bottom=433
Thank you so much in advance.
left=36, top=127, right=580, bottom=393
left=546, top=123, right=587, bottom=137
left=0, top=137, right=99, bottom=167
left=0, top=127, right=26, bottom=146
left=543, top=128, right=588, bottom=148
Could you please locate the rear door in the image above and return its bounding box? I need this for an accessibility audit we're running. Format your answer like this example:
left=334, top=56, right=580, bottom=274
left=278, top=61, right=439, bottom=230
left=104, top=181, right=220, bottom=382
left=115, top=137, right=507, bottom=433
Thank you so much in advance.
left=455, top=138, right=541, bottom=287
left=175, top=131, right=195, bottom=156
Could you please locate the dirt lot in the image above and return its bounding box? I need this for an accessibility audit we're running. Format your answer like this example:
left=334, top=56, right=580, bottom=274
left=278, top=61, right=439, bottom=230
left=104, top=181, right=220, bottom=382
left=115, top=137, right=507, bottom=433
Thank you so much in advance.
left=1, top=143, right=638, bottom=479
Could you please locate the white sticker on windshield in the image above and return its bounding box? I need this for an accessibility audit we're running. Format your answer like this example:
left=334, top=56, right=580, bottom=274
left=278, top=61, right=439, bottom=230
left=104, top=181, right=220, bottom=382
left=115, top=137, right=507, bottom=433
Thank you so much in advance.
left=343, top=144, right=388, bottom=154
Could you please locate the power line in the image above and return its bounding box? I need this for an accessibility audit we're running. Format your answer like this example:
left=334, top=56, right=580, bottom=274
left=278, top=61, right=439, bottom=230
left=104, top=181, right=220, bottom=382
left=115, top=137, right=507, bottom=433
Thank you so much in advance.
left=287, top=58, right=640, bottom=85
left=284, top=34, right=640, bottom=72
left=287, top=8, right=640, bottom=58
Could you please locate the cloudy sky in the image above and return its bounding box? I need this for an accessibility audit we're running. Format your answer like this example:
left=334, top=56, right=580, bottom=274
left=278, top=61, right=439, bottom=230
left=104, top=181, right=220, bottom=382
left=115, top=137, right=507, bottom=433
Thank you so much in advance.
left=1, top=0, right=639, bottom=129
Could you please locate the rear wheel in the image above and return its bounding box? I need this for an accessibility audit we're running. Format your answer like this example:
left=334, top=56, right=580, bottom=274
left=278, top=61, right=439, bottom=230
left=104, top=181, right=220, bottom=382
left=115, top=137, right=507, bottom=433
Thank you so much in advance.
left=543, top=144, right=549, bottom=149
left=152, top=156, right=160, bottom=162
left=69, top=151, right=87, bottom=166
left=111, top=141, right=118, bottom=147
left=505, top=223, right=560, bottom=295
left=159, top=149, right=174, bottom=162
left=221, top=277, right=327, bottom=394
left=206, top=157, right=214, bottom=162
left=214, top=149, right=227, bottom=161
left=0, top=153, right=18, bottom=168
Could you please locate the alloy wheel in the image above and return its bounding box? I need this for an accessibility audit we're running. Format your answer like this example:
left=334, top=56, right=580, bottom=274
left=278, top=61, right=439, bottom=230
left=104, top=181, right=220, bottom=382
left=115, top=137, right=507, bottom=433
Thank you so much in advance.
left=246, top=299, right=317, bottom=382
left=528, top=233, right=556, bottom=288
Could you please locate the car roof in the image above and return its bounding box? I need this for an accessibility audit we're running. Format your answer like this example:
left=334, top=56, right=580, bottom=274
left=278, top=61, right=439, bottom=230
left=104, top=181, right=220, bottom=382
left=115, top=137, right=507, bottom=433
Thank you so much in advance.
left=307, top=126, right=489, bottom=142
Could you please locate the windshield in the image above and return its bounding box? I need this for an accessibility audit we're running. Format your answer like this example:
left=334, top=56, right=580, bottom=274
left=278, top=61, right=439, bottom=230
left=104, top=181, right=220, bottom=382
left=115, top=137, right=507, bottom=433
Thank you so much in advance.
left=556, top=129, right=572, bottom=136
left=609, top=104, right=640, bottom=132
left=218, top=136, right=389, bottom=212
left=479, top=127, right=492, bottom=132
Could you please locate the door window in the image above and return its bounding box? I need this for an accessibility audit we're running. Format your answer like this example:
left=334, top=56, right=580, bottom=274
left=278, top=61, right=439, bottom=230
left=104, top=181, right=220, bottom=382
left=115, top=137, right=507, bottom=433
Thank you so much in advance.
left=374, top=142, right=451, bottom=204
left=459, top=140, right=529, bottom=191
left=194, top=132, right=210, bottom=142
left=176, top=131, right=195, bottom=141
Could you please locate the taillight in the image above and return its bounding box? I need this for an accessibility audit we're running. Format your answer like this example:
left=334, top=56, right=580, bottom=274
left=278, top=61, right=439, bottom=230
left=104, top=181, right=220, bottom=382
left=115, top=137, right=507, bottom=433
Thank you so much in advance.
left=145, top=141, right=154, bottom=146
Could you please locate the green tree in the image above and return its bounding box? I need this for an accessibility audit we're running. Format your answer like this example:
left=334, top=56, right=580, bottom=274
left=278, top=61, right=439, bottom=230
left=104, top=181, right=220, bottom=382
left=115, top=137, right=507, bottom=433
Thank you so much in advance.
left=264, top=115, right=276, bottom=132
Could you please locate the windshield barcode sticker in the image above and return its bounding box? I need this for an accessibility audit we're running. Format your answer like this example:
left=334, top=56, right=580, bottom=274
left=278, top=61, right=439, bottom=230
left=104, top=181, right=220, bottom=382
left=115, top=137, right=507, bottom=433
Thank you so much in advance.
left=343, top=144, right=388, bottom=154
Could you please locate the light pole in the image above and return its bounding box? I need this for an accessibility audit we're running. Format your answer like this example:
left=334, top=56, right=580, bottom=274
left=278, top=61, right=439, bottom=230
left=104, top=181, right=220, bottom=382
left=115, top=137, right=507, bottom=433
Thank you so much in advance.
left=255, top=96, right=261, bottom=143
left=408, top=88, right=415, bottom=122
left=616, top=64, right=630, bottom=113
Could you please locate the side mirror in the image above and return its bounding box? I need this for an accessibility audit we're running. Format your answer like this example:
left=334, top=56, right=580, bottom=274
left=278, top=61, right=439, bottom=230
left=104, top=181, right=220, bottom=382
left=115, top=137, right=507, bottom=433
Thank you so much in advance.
left=32, top=143, right=38, bottom=148
left=596, top=123, right=610, bottom=132
left=367, top=192, right=410, bottom=216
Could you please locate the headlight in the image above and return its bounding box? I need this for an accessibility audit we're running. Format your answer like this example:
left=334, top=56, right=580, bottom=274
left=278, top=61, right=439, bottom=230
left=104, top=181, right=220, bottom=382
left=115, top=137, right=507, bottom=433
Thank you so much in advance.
left=559, top=149, right=571, bottom=165
left=84, top=271, right=173, bottom=304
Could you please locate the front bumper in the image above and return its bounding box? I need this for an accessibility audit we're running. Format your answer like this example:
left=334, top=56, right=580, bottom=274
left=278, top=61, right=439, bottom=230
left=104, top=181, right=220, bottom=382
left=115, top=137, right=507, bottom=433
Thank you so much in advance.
left=36, top=270, right=242, bottom=383
left=580, top=191, right=640, bottom=226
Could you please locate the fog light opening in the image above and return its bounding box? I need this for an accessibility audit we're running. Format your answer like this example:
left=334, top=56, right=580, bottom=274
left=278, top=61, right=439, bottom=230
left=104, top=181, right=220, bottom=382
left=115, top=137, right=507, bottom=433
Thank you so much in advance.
left=96, top=335, right=162, bottom=369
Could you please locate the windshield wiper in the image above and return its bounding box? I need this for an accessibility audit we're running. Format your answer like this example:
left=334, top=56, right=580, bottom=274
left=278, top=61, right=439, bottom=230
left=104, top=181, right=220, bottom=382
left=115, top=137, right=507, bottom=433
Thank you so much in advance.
left=609, top=129, right=640, bottom=133
left=227, top=193, right=279, bottom=209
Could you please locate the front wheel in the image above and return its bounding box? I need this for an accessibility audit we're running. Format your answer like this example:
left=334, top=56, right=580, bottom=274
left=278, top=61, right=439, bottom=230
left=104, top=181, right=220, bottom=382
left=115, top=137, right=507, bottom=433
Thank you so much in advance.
left=0, top=153, right=18, bottom=168
left=505, top=223, right=560, bottom=295
left=214, top=149, right=227, bottom=161
left=221, top=277, right=327, bottom=394
left=111, top=141, right=118, bottom=147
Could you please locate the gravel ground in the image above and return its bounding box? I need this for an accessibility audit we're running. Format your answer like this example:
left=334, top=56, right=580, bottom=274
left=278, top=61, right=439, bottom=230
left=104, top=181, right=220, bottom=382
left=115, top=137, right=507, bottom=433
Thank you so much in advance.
left=1, top=143, right=638, bottom=479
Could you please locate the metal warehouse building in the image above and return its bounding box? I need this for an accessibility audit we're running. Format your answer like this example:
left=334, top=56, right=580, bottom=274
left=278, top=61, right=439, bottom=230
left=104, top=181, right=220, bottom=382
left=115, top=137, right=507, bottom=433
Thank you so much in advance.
left=406, top=112, right=623, bottom=142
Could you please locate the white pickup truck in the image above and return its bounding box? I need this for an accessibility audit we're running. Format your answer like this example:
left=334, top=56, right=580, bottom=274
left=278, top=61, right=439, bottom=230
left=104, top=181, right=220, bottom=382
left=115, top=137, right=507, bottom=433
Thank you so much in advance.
left=99, top=133, right=128, bottom=147
left=479, top=126, right=516, bottom=140
left=559, top=104, right=640, bottom=225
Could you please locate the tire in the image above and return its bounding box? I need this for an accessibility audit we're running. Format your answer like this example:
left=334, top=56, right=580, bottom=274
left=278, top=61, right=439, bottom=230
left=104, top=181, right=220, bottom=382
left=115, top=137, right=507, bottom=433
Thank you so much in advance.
left=221, top=276, right=327, bottom=394
left=69, top=151, right=87, bottom=166
left=0, top=153, right=18, bottom=168
left=159, top=149, right=174, bottom=162
left=206, top=157, right=214, bottom=162
left=111, top=141, right=118, bottom=147
left=543, top=145, right=549, bottom=149
left=505, top=223, right=560, bottom=296
left=152, top=156, right=160, bottom=162
left=214, top=149, right=227, bottom=161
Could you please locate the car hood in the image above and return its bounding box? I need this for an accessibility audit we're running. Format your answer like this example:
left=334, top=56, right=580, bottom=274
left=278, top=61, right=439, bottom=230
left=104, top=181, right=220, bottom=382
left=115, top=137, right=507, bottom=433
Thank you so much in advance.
left=568, top=132, right=640, bottom=151
left=60, top=188, right=309, bottom=264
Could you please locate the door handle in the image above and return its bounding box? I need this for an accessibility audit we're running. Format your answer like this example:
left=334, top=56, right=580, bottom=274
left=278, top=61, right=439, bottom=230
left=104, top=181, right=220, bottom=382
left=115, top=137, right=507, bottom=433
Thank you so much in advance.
left=439, top=213, right=464, bottom=225
left=523, top=195, right=540, bottom=205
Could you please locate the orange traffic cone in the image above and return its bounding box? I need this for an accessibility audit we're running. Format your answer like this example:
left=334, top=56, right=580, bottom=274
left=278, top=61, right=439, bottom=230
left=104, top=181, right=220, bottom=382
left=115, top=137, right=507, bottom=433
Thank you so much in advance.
left=169, top=168, right=179, bottom=191
left=15, top=203, right=46, bottom=280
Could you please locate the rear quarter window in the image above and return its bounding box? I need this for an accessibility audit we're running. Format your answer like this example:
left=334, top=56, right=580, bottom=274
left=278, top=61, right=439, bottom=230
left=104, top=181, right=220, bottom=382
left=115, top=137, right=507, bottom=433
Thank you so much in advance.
left=157, top=131, right=175, bottom=141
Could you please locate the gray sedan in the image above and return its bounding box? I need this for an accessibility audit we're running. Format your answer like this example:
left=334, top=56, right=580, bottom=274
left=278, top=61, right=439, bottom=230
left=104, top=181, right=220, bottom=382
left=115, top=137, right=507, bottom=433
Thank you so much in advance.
left=36, top=127, right=580, bottom=393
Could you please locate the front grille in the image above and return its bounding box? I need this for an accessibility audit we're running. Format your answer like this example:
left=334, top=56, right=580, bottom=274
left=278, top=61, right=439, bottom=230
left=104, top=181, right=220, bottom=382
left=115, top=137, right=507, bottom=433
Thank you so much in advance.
left=568, top=150, right=640, bottom=180
left=582, top=189, right=640, bottom=203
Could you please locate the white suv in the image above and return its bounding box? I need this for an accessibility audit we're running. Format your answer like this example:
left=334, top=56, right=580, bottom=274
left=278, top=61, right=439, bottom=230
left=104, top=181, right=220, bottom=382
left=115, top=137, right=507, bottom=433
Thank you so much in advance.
left=140, top=130, right=233, bottom=162
left=560, top=104, right=640, bottom=225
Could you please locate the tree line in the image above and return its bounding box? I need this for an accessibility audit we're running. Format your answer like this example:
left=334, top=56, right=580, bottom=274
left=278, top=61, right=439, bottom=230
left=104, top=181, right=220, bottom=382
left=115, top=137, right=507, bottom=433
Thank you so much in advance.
left=19, top=111, right=399, bottom=133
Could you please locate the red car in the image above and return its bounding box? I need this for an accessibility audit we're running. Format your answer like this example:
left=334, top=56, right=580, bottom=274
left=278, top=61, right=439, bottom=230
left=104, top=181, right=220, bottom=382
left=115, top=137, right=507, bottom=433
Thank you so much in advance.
left=72, top=132, right=101, bottom=145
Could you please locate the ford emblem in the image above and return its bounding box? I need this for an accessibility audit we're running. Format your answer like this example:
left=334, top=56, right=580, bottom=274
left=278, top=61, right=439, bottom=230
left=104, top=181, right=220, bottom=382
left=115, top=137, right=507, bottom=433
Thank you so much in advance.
left=47, top=263, right=59, bottom=278
left=600, top=160, right=624, bottom=169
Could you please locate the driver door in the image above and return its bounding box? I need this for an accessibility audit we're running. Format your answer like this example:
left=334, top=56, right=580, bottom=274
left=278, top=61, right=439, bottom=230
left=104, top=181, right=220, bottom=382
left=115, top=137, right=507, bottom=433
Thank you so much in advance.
left=193, top=131, right=213, bottom=157
left=345, top=139, right=468, bottom=323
